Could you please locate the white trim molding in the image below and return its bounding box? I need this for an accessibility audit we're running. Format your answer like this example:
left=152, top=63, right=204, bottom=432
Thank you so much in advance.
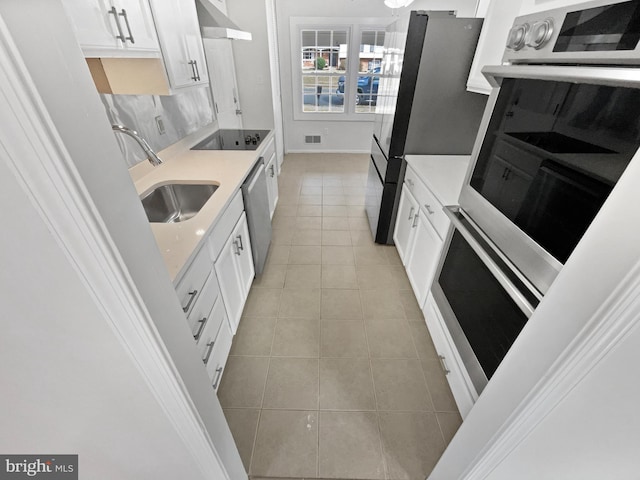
left=0, top=15, right=229, bottom=480
left=458, top=258, right=640, bottom=480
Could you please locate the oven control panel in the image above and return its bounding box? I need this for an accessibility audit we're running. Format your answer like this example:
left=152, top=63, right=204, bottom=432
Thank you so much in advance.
left=503, top=0, right=640, bottom=65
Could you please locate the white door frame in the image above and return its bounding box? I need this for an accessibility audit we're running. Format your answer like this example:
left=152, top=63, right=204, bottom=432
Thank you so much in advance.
left=0, top=15, right=230, bottom=480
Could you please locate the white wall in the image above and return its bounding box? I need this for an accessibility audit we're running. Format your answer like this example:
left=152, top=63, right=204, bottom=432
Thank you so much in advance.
left=0, top=1, right=245, bottom=478
left=274, top=0, right=480, bottom=153
left=0, top=136, right=208, bottom=480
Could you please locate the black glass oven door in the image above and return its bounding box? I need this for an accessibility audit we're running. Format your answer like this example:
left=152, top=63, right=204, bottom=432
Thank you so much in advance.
left=470, top=78, right=640, bottom=263
left=433, top=208, right=541, bottom=392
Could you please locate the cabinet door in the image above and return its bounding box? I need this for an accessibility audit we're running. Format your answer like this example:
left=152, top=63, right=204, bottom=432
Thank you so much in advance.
left=234, top=213, right=255, bottom=302
left=406, top=211, right=443, bottom=307
left=214, top=230, right=245, bottom=334
left=149, top=0, right=208, bottom=89
left=62, top=0, right=121, bottom=52
left=62, top=0, right=159, bottom=56
left=117, top=0, right=160, bottom=52
left=265, top=153, right=278, bottom=219
left=393, top=184, right=419, bottom=265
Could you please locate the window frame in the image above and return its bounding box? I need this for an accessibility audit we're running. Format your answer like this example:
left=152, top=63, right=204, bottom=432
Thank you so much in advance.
left=290, top=17, right=390, bottom=121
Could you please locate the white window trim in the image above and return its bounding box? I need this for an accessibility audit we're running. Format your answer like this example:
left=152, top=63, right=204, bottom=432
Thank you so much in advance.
left=290, top=16, right=390, bottom=122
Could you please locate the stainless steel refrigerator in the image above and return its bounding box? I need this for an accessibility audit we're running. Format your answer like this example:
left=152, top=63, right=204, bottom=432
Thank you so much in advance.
left=366, top=11, right=487, bottom=244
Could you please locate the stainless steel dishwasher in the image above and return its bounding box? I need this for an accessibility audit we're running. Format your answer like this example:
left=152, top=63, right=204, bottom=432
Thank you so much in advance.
left=241, top=158, right=272, bottom=275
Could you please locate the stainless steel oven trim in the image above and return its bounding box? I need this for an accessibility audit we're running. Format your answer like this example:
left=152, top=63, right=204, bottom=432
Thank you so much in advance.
left=431, top=276, right=489, bottom=395
left=482, top=64, right=640, bottom=89
left=444, top=206, right=541, bottom=317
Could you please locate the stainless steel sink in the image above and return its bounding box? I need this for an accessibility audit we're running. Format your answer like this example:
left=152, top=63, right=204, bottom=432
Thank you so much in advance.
left=140, top=183, right=219, bottom=223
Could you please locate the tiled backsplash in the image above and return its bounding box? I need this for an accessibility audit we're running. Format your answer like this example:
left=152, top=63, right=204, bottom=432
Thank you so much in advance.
left=100, top=87, right=215, bottom=168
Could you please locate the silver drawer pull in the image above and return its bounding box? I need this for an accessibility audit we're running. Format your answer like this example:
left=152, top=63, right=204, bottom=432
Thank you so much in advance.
left=438, top=355, right=450, bottom=375
left=118, top=9, right=135, bottom=43
left=182, top=289, right=198, bottom=312
left=212, top=366, right=223, bottom=389
left=270, top=165, right=275, bottom=177
left=236, top=234, right=244, bottom=251
left=193, top=60, right=201, bottom=81
left=233, top=240, right=241, bottom=256
left=412, top=213, right=419, bottom=228
left=203, top=340, right=215, bottom=365
left=407, top=178, right=414, bottom=187
left=425, top=204, right=434, bottom=215
left=193, top=316, right=208, bottom=341
left=108, top=6, right=126, bottom=43
left=408, top=206, right=415, bottom=221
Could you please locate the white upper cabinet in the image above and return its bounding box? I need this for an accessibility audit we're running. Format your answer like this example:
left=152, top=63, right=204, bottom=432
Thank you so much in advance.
left=149, top=0, right=209, bottom=89
left=62, top=0, right=160, bottom=57
left=467, top=0, right=524, bottom=94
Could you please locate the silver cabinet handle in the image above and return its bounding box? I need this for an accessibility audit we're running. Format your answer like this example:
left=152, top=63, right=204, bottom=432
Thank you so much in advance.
left=108, top=6, right=126, bottom=43
left=203, top=341, right=215, bottom=365
left=270, top=165, right=275, bottom=177
left=408, top=206, right=415, bottom=221
left=212, top=366, right=223, bottom=389
left=118, top=9, right=135, bottom=43
left=236, top=235, right=244, bottom=251
left=406, top=178, right=414, bottom=188
left=438, top=355, right=450, bottom=375
left=233, top=240, right=241, bottom=256
left=188, top=60, right=198, bottom=81
left=182, top=289, right=198, bottom=313
left=193, top=60, right=201, bottom=81
left=412, top=213, right=419, bottom=228
left=193, top=316, right=208, bottom=341
left=425, top=204, right=434, bottom=215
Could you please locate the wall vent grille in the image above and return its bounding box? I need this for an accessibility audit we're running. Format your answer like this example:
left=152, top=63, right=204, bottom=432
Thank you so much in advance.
left=304, top=135, right=322, bottom=144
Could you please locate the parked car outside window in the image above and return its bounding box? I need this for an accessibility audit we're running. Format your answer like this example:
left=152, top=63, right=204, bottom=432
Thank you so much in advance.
left=337, top=67, right=380, bottom=105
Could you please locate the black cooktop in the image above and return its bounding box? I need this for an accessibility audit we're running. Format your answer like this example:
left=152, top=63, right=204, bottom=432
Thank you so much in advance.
left=191, top=129, right=271, bottom=151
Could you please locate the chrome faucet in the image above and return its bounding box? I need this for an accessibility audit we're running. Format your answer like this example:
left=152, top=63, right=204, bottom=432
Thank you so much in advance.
left=112, top=124, right=163, bottom=166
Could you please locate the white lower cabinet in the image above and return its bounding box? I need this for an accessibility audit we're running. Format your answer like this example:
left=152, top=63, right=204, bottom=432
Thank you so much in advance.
left=394, top=171, right=445, bottom=305
left=174, top=189, right=255, bottom=393
left=214, top=212, right=255, bottom=334
left=406, top=210, right=444, bottom=307
left=197, top=296, right=232, bottom=392
left=424, top=294, right=478, bottom=418
left=394, top=184, right=419, bottom=265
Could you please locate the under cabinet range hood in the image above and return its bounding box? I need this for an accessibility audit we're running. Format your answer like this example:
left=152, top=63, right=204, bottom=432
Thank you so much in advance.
left=196, top=0, right=252, bottom=40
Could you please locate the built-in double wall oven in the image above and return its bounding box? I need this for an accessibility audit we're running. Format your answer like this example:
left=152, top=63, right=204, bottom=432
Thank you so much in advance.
left=432, top=0, right=640, bottom=396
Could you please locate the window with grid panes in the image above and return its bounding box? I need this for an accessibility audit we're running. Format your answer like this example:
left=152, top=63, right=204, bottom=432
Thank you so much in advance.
left=301, top=29, right=348, bottom=113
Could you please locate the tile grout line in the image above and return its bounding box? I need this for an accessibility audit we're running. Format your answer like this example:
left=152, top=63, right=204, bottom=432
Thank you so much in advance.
left=361, top=289, right=390, bottom=480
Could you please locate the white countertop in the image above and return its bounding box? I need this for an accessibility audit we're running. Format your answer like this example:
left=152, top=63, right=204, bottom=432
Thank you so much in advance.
left=132, top=126, right=273, bottom=282
left=405, top=154, right=472, bottom=205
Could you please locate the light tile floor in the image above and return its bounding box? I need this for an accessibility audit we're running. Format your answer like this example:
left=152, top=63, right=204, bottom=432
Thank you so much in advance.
left=219, top=153, right=461, bottom=480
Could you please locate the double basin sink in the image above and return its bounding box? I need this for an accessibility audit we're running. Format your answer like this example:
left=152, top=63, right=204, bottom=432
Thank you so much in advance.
left=141, top=183, right=219, bottom=223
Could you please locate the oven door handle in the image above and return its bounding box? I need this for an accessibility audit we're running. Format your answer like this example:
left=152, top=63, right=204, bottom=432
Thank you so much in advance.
left=444, top=206, right=539, bottom=318
left=482, top=64, right=640, bottom=89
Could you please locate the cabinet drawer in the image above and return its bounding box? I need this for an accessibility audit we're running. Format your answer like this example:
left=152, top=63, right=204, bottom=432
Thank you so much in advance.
left=197, top=297, right=226, bottom=377
left=174, top=245, right=213, bottom=317
left=209, top=189, right=244, bottom=261
left=261, top=137, right=275, bottom=165
left=404, top=166, right=448, bottom=239
left=189, top=270, right=221, bottom=336
left=210, top=320, right=233, bottom=392
left=423, top=293, right=478, bottom=418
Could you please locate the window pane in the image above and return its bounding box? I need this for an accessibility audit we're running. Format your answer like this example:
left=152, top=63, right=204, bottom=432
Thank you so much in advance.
left=300, top=28, right=348, bottom=113
left=356, top=29, right=384, bottom=114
